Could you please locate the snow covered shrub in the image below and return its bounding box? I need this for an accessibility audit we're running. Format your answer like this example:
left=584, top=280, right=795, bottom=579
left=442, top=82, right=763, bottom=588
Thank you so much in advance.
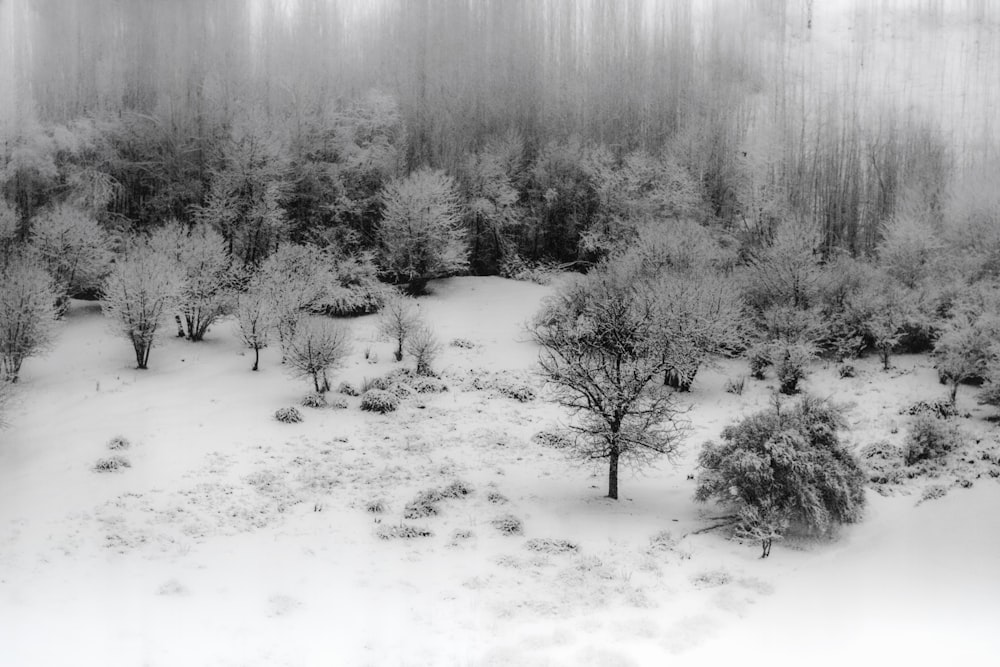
left=450, top=338, right=475, bottom=349
left=904, top=413, right=962, bottom=466
left=748, top=343, right=771, bottom=380
left=150, top=222, right=235, bottom=341
left=696, top=396, right=866, bottom=557
left=494, top=379, right=535, bottom=402
left=410, top=376, right=448, bottom=394
left=360, top=389, right=399, bottom=413
left=0, top=253, right=59, bottom=381
left=328, top=396, right=348, bottom=409
left=933, top=309, right=1000, bottom=405
left=531, top=430, right=572, bottom=449
left=258, top=244, right=332, bottom=359
left=376, top=523, right=433, bottom=540
left=101, top=241, right=183, bottom=370
left=379, top=168, right=468, bottom=294
left=648, top=530, right=679, bottom=553
left=491, top=514, right=524, bottom=536
left=366, top=499, right=388, bottom=514
left=316, top=252, right=388, bottom=316
left=377, top=292, right=421, bottom=362
left=838, top=364, right=856, bottom=379
left=773, top=342, right=816, bottom=395
left=93, top=455, right=130, bottom=472
left=919, top=484, right=949, bottom=504
left=337, top=381, right=359, bottom=396
left=107, top=436, right=130, bottom=451
left=405, top=324, right=441, bottom=377
left=285, top=317, right=352, bottom=393
left=274, top=407, right=303, bottom=423
left=301, top=392, right=327, bottom=408
left=440, top=479, right=473, bottom=499
left=403, top=489, right=442, bottom=519
left=486, top=490, right=509, bottom=505
left=859, top=440, right=906, bottom=485
left=902, top=400, right=958, bottom=419
left=691, top=569, right=732, bottom=588
left=724, top=376, right=745, bottom=395
left=526, top=538, right=579, bottom=554
left=29, top=204, right=111, bottom=310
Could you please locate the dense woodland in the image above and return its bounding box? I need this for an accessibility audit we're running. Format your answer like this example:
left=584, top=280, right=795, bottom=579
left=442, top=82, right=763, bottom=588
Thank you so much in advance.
left=0, top=0, right=998, bottom=562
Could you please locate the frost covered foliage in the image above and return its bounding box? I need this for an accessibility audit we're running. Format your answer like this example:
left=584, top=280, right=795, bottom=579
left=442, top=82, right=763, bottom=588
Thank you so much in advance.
left=100, top=241, right=183, bottom=370
left=933, top=300, right=1000, bottom=405
left=0, top=253, right=59, bottom=382
left=360, top=389, right=399, bottom=413
left=29, top=204, right=111, bottom=308
left=378, top=168, right=467, bottom=294
left=150, top=222, right=235, bottom=341
left=696, top=396, right=866, bottom=558
left=904, top=414, right=962, bottom=466
left=317, top=252, right=387, bottom=316
left=285, top=318, right=352, bottom=393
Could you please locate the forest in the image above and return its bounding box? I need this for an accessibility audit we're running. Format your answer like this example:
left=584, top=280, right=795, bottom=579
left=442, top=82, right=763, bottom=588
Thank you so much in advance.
left=1, top=1, right=1000, bottom=663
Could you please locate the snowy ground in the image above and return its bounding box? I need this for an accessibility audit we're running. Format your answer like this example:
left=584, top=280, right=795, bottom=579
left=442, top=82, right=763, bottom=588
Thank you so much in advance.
left=1, top=276, right=998, bottom=666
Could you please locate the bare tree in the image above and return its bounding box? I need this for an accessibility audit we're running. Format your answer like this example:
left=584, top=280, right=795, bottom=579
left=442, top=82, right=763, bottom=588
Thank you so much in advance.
left=235, top=280, right=274, bottom=371
left=377, top=291, right=421, bottom=361
left=405, top=324, right=441, bottom=376
left=100, top=242, right=183, bottom=370
left=379, top=168, right=467, bottom=294
left=285, top=317, right=352, bottom=393
left=0, top=253, right=59, bottom=382
left=530, top=263, right=687, bottom=500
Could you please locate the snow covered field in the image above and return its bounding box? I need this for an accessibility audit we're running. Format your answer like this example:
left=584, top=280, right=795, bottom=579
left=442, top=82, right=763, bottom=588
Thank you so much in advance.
left=1, top=277, right=998, bottom=666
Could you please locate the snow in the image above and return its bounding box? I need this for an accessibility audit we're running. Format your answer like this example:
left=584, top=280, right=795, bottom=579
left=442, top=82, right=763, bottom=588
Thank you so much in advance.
left=1, top=276, right=999, bottom=666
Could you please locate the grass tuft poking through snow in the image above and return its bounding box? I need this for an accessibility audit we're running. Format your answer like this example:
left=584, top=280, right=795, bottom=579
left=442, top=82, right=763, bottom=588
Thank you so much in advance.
left=93, top=455, right=131, bottom=472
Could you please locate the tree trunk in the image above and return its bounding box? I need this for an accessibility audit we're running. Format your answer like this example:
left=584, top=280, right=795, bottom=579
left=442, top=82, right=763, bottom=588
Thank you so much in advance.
left=607, top=443, right=620, bottom=500
left=252, top=346, right=260, bottom=371
left=761, top=538, right=772, bottom=558
left=880, top=346, right=890, bottom=370
left=395, top=339, right=403, bottom=362
left=665, top=367, right=693, bottom=392
left=949, top=381, right=959, bottom=406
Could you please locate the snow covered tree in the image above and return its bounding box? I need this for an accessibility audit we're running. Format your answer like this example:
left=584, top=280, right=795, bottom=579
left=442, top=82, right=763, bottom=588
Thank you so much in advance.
left=695, top=396, right=866, bottom=558
left=530, top=262, right=688, bottom=500
left=934, top=312, right=1000, bottom=406
left=150, top=222, right=235, bottom=341
left=258, top=244, right=332, bottom=360
left=378, top=168, right=467, bottom=294
left=29, top=204, right=111, bottom=311
left=405, top=324, right=441, bottom=377
left=100, top=242, right=183, bottom=370
left=285, top=317, right=352, bottom=393
left=235, top=280, right=274, bottom=371
left=0, top=253, right=59, bottom=382
left=377, top=291, right=421, bottom=362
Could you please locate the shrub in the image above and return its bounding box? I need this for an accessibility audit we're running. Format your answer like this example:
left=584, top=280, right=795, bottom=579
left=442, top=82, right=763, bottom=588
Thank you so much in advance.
left=486, top=490, right=509, bottom=504
left=107, top=436, right=131, bottom=451
left=285, top=317, right=352, bottom=393
left=773, top=342, right=815, bottom=395
left=0, top=253, right=59, bottom=382
left=918, top=484, right=948, bottom=504
left=904, top=413, right=962, bottom=466
left=337, top=381, right=359, bottom=396
left=648, top=530, right=679, bottom=552
left=491, top=514, right=524, bottom=535
left=532, top=430, right=572, bottom=449
left=316, top=252, right=388, bottom=316
left=411, top=376, right=448, bottom=394
left=494, top=379, right=535, bottom=402
left=403, top=490, right=441, bottom=519
left=526, top=538, right=579, bottom=554
left=450, top=338, right=475, bottom=349
left=258, top=244, right=332, bottom=359
left=301, top=392, right=327, bottom=408
left=405, top=324, right=442, bottom=377
left=29, top=204, right=111, bottom=311
left=859, top=440, right=906, bottom=484
left=933, top=311, right=1000, bottom=405
left=440, top=480, right=473, bottom=498
left=902, top=400, right=958, bottom=419
left=695, top=396, right=867, bottom=558
left=328, top=396, right=348, bottom=409
left=376, top=523, right=433, bottom=540
left=235, top=280, right=274, bottom=371
left=838, top=364, right=856, bottom=379
left=93, top=455, right=130, bottom=472
left=360, top=389, right=399, bottom=413
left=366, top=499, right=388, bottom=514
left=748, top=343, right=771, bottom=380
left=274, top=407, right=303, bottom=423
left=362, top=376, right=392, bottom=392
left=724, top=376, right=745, bottom=395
